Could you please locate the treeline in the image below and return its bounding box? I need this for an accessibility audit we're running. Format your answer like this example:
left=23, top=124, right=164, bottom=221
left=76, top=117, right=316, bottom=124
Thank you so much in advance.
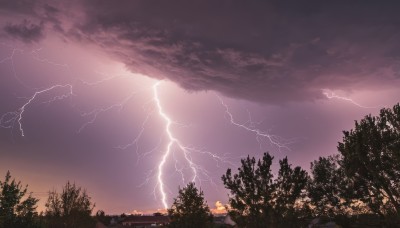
left=169, top=104, right=400, bottom=227
left=0, top=174, right=96, bottom=228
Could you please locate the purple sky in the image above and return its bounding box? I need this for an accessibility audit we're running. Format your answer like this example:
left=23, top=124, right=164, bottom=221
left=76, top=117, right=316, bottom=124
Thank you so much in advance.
left=1, top=0, right=400, bottom=214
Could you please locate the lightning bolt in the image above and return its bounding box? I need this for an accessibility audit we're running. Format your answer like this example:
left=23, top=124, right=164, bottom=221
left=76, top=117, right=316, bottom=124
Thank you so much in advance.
left=322, top=89, right=378, bottom=109
left=0, top=46, right=31, bottom=88
left=217, top=96, right=296, bottom=151
left=0, top=44, right=274, bottom=210
left=0, top=84, right=73, bottom=137
left=77, top=91, right=139, bottom=133
left=0, top=45, right=75, bottom=137
left=30, top=47, right=69, bottom=68
left=153, top=81, right=199, bottom=209
left=115, top=110, right=157, bottom=164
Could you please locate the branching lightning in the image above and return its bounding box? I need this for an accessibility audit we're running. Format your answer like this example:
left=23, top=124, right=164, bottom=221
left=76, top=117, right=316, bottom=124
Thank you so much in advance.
left=1, top=44, right=287, bottom=210
left=217, top=96, right=296, bottom=151
left=115, top=110, right=157, bottom=164
left=153, top=81, right=198, bottom=209
left=322, top=89, right=378, bottom=109
left=75, top=79, right=235, bottom=209
left=0, top=84, right=73, bottom=137
left=152, top=82, right=239, bottom=208
left=77, top=91, right=139, bottom=133
left=30, top=48, right=69, bottom=68
left=0, top=44, right=75, bottom=136
left=0, top=46, right=31, bottom=88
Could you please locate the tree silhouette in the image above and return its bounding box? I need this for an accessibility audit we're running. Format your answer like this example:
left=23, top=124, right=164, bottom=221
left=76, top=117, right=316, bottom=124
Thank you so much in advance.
left=222, top=153, right=275, bottom=227
left=274, top=157, right=309, bottom=226
left=0, top=171, right=39, bottom=228
left=222, top=152, right=309, bottom=227
left=45, top=181, right=96, bottom=228
left=338, top=103, right=400, bottom=221
left=168, top=182, right=213, bottom=228
left=308, top=155, right=350, bottom=217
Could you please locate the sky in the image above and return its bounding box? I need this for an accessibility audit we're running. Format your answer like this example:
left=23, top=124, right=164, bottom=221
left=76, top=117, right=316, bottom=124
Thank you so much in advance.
left=1, top=0, right=400, bottom=214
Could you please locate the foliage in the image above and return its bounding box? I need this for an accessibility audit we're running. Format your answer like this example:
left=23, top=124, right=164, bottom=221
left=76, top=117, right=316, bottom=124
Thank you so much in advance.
left=308, top=155, right=355, bottom=217
left=222, top=153, right=274, bottom=227
left=338, top=103, right=400, bottom=220
left=0, top=171, right=39, bottom=228
left=274, top=157, right=310, bottom=226
left=168, top=182, right=213, bottom=228
left=45, top=181, right=96, bottom=228
left=222, top=152, right=309, bottom=228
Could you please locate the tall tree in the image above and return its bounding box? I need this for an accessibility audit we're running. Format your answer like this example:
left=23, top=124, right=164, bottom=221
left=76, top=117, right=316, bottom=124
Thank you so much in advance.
left=45, top=181, right=96, bottom=228
left=338, top=103, right=400, bottom=219
left=222, top=153, right=274, bottom=227
left=273, top=157, right=309, bottom=226
left=168, top=182, right=213, bottom=228
left=307, top=155, right=356, bottom=217
left=222, top=152, right=309, bottom=228
left=0, top=171, right=39, bottom=228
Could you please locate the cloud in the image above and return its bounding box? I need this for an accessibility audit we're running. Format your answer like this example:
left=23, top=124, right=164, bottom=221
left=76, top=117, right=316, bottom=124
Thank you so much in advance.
left=130, top=210, right=143, bottom=215
left=4, top=20, right=44, bottom=42
left=2, top=0, right=400, bottom=103
left=215, top=201, right=226, bottom=211
left=0, top=0, right=38, bottom=14
left=211, top=201, right=227, bottom=214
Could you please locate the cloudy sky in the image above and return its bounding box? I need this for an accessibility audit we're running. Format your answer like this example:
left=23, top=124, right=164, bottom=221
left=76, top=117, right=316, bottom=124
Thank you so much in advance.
left=1, top=0, right=400, bottom=214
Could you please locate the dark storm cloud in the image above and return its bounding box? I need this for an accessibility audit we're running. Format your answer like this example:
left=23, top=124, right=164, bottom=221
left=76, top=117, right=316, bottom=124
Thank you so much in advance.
left=4, top=20, right=44, bottom=42
left=0, top=0, right=37, bottom=14
left=3, top=0, right=400, bottom=103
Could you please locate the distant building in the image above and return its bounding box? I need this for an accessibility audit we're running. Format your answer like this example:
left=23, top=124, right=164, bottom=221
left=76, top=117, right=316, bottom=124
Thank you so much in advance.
left=121, top=215, right=169, bottom=227
left=110, top=216, right=123, bottom=226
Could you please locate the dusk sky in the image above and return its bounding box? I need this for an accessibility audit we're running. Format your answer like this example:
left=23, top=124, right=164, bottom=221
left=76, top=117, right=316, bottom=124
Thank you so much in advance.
left=1, top=0, right=400, bottom=214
